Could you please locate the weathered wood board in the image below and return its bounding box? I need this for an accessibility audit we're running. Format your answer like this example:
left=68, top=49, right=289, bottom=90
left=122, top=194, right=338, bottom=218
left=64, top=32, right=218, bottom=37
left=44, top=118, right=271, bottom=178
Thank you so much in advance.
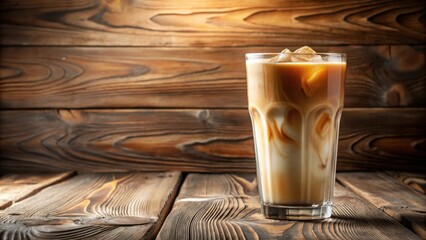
left=157, top=173, right=420, bottom=239
left=0, top=172, right=182, bottom=240
left=0, top=109, right=424, bottom=173
left=1, top=0, right=425, bottom=46
left=337, top=172, right=426, bottom=238
left=0, top=172, right=73, bottom=210
left=386, top=172, right=426, bottom=194
left=1, top=46, right=424, bottom=108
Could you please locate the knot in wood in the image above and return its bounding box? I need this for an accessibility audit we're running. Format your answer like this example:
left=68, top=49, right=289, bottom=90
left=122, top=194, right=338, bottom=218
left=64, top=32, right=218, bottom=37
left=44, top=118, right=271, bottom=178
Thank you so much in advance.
left=57, top=109, right=84, bottom=125
left=385, top=84, right=410, bottom=106
left=198, top=110, right=212, bottom=127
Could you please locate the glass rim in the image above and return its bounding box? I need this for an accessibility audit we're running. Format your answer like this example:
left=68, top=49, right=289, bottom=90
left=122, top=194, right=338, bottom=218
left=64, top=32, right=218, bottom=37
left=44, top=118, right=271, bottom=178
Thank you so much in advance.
left=246, top=52, right=346, bottom=58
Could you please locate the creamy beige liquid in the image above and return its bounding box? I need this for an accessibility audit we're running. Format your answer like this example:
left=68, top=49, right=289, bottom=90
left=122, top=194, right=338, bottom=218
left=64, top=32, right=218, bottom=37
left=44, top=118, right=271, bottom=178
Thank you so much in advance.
left=247, top=60, right=346, bottom=206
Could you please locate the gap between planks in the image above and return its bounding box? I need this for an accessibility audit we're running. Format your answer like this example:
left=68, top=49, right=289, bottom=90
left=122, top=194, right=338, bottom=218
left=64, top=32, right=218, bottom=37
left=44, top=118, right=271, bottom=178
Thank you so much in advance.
left=0, top=172, right=75, bottom=210
left=150, top=172, right=186, bottom=238
left=0, top=172, right=184, bottom=240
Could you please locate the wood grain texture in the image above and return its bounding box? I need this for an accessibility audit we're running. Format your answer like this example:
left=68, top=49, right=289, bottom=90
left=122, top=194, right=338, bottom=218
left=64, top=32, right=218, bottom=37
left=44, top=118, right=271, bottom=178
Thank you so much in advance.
left=0, top=109, right=424, bottom=173
left=337, top=172, right=426, bottom=238
left=157, top=173, right=420, bottom=240
left=1, top=45, right=425, bottom=108
left=337, top=109, right=426, bottom=171
left=386, top=172, right=426, bottom=194
left=0, top=0, right=425, bottom=46
left=0, top=172, right=73, bottom=210
left=0, top=172, right=182, bottom=240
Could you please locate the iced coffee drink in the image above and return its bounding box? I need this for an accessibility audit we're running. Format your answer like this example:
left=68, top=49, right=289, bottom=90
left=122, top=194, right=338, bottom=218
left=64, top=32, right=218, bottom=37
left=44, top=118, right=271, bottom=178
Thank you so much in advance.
left=246, top=47, right=346, bottom=220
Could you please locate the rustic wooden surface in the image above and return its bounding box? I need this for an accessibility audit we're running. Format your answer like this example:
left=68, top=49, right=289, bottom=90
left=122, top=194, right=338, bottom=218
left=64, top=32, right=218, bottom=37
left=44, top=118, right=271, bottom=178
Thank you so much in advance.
left=0, top=0, right=425, bottom=174
left=0, top=172, right=73, bottom=210
left=0, top=109, right=424, bottom=173
left=0, top=172, right=182, bottom=240
left=386, top=172, right=426, bottom=194
left=0, top=0, right=424, bottom=238
left=337, top=172, right=426, bottom=238
left=0, top=45, right=424, bottom=108
left=157, top=173, right=421, bottom=240
left=1, top=0, right=425, bottom=46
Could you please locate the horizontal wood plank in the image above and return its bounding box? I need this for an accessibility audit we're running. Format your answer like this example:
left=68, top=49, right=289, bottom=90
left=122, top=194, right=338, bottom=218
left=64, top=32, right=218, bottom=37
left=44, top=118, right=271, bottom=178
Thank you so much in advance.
left=157, top=173, right=420, bottom=239
left=386, top=172, right=426, bottom=194
left=337, top=172, right=426, bottom=238
left=0, top=172, right=73, bottom=210
left=0, top=108, right=424, bottom=173
left=1, top=46, right=425, bottom=108
left=0, top=0, right=425, bottom=46
left=0, top=172, right=182, bottom=239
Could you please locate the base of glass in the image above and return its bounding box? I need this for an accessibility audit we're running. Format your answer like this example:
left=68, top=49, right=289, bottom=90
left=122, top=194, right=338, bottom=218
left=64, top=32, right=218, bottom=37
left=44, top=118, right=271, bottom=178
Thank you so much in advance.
left=261, top=202, right=332, bottom=220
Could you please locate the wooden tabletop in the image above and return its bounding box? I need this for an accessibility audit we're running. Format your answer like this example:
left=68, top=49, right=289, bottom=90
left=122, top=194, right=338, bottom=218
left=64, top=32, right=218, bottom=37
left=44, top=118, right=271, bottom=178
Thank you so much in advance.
left=0, top=171, right=424, bottom=240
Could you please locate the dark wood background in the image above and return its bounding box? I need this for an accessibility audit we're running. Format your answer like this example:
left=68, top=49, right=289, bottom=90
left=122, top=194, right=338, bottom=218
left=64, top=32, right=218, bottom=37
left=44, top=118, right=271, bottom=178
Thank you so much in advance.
left=0, top=0, right=425, bottom=173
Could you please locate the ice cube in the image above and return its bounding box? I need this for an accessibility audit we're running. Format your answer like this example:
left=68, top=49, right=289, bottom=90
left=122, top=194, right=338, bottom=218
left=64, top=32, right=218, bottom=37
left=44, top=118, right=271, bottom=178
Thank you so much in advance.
left=269, top=48, right=292, bottom=62
left=294, top=46, right=316, bottom=54
left=291, top=46, right=323, bottom=62
left=276, top=48, right=292, bottom=62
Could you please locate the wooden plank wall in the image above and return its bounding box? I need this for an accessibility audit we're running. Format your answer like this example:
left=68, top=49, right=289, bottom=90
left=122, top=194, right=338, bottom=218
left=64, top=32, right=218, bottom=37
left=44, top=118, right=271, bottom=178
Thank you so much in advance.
left=0, top=0, right=425, bottom=173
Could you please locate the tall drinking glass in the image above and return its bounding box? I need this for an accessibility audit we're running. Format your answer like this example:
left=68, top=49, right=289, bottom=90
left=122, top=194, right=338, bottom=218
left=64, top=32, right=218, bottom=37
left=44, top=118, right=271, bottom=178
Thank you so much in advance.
left=246, top=52, right=346, bottom=220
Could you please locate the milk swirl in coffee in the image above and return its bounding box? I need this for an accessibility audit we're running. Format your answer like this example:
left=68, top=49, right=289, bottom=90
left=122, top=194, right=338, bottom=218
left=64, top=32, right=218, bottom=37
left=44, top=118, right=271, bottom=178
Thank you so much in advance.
left=246, top=47, right=346, bottom=207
